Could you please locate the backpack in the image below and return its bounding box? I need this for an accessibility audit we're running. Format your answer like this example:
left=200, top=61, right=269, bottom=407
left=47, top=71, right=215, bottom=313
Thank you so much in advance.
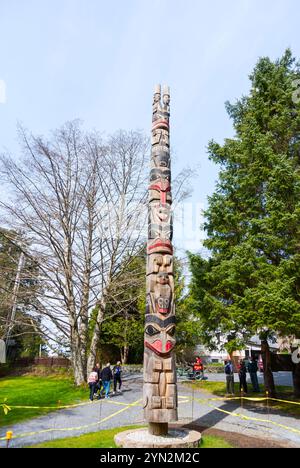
left=225, top=363, right=232, bottom=375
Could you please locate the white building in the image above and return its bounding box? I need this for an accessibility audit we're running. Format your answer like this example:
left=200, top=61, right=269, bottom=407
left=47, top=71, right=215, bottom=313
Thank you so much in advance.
left=196, top=335, right=280, bottom=364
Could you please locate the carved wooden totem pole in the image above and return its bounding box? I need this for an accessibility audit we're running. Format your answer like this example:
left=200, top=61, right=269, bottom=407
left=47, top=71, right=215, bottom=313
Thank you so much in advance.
left=143, top=84, right=178, bottom=436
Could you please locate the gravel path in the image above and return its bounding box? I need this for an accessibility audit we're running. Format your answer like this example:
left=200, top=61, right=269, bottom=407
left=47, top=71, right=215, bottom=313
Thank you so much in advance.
left=1, top=374, right=299, bottom=448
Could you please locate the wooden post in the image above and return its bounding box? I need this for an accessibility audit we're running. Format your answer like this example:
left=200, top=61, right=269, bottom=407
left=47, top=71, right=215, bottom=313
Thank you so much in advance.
left=148, top=422, right=169, bottom=436
left=143, top=84, right=178, bottom=436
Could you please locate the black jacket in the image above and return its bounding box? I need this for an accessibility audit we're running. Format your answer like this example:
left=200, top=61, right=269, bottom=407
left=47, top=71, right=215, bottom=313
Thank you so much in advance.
left=247, top=361, right=258, bottom=373
left=101, top=366, right=113, bottom=381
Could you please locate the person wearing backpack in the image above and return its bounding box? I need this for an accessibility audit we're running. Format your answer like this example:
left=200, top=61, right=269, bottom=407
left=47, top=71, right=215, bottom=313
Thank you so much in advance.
left=112, top=361, right=122, bottom=394
left=100, top=363, right=113, bottom=399
left=88, top=367, right=99, bottom=401
left=224, top=360, right=235, bottom=395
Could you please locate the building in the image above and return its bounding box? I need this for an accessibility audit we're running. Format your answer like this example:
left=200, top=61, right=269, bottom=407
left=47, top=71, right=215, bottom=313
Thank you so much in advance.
left=197, top=335, right=280, bottom=364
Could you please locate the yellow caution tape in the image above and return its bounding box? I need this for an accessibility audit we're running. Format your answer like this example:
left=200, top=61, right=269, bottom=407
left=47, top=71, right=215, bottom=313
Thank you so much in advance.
left=191, top=396, right=300, bottom=436
left=201, top=396, right=300, bottom=406
left=180, top=384, right=300, bottom=406
left=1, top=394, right=300, bottom=443
left=2, top=394, right=300, bottom=412
left=4, top=396, right=300, bottom=409
left=269, top=397, right=300, bottom=406
left=1, top=392, right=300, bottom=443
left=6, top=399, right=131, bottom=410
left=0, top=398, right=142, bottom=442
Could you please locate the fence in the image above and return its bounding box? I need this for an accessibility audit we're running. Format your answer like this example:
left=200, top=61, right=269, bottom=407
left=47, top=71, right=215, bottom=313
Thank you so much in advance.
left=12, top=357, right=71, bottom=368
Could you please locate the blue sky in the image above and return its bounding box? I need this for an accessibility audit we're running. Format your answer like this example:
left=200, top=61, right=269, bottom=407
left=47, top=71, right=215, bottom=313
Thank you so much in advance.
left=0, top=0, right=300, bottom=252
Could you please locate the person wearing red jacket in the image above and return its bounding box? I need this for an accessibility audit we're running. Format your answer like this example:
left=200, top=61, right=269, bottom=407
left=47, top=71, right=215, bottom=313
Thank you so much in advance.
left=192, top=356, right=204, bottom=377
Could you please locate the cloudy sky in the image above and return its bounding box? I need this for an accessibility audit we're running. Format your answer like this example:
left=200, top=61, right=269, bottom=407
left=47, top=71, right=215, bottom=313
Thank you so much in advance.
left=0, top=0, right=299, bottom=252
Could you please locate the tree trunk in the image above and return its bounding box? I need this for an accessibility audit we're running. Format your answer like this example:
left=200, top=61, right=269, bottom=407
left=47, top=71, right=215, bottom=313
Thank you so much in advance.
left=291, top=347, right=300, bottom=398
left=71, top=332, right=86, bottom=385
left=122, top=345, right=129, bottom=365
left=73, top=353, right=86, bottom=385
left=87, top=303, right=105, bottom=376
left=261, top=339, right=276, bottom=397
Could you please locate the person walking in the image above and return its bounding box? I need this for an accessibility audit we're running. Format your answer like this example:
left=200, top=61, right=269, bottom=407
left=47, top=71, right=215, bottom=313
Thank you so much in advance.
left=95, top=362, right=103, bottom=397
left=247, top=356, right=260, bottom=392
left=113, top=361, right=122, bottom=394
left=87, top=367, right=99, bottom=401
left=100, top=363, right=113, bottom=399
left=238, top=359, right=248, bottom=394
left=224, top=360, right=235, bottom=395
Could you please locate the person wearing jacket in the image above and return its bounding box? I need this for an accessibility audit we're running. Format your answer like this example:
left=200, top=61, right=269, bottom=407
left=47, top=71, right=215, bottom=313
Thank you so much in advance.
left=192, top=356, right=204, bottom=379
left=224, top=360, right=234, bottom=395
left=247, top=356, right=260, bottom=392
left=238, top=359, right=248, bottom=393
left=100, top=363, right=113, bottom=399
left=113, top=361, right=122, bottom=394
left=87, top=367, right=99, bottom=401
left=95, top=362, right=103, bottom=396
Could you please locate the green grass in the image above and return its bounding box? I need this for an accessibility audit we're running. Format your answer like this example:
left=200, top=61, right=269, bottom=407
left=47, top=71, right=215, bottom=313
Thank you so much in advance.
left=184, top=379, right=292, bottom=397
left=28, top=426, right=233, bottom=448
left=183, top=380, right=300, bottom=416
left=27, top=426, right=143, bottom=448
left=200, top=435, right=233, bottom=448
left=0, top=375, right=88, bottom=427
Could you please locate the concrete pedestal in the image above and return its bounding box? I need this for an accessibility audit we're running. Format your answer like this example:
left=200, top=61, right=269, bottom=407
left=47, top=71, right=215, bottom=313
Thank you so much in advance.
left=114, top=425, right=201, bottom=448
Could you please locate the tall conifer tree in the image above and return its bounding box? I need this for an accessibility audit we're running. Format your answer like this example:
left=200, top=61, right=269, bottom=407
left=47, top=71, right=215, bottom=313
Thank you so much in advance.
left=189, top=50, right=300, bottom=396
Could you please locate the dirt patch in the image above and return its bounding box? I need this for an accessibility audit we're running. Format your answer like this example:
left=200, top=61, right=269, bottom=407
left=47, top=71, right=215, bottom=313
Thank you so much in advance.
left=184, top=423, right=297, bottom=448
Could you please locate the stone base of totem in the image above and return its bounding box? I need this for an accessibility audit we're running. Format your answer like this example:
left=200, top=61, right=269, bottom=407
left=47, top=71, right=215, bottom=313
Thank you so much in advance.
left=114, top=425, right=201, bottom=448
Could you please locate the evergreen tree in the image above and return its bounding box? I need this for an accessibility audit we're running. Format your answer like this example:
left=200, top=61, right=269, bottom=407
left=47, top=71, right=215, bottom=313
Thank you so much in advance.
left=189, top=50, right=300, bottom=396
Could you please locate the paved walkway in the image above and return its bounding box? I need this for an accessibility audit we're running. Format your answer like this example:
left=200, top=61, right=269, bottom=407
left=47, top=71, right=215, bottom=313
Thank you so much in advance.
left=1, top=375, right=299, bottom=448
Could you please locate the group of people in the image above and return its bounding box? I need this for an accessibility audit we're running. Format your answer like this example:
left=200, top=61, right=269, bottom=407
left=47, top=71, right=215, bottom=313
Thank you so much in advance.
left=87, top=361, right=122, bottom=401
left=224, top=356, right=260, bottom=395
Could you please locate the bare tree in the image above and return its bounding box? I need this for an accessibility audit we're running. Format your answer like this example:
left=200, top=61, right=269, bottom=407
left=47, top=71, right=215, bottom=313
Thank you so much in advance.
left=0, top=121, right=192, bottom=384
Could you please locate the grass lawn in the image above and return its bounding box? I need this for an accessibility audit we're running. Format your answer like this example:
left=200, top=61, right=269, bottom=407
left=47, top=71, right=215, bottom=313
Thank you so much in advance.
left=0, top=375, right=88, bottom=427
left=183, top=380, right=300, bottom=416
left=28, top=426, right=233, bottom=448
left=201, top=435, right=233, bottom=448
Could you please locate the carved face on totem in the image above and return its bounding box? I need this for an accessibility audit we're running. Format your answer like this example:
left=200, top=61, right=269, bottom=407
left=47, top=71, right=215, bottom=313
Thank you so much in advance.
left=151, top=129, right=169, bottom=147
left=148, top=202, right=172, bottom=240
left=152, top=150, right=170, bottom=168
left=150, top=168, right=171, bottom=182
left=146, top=275, right=173, bottom=316
left=154, top=282, right=172, bottom=315
left=152, top=116, right=169, bottom=130
left=147, top=238, right=173, bottom=255
left=163, top=93, right=170, bottom=107
left=148, top=254, right=173, bottom=274
left=150, top=203, right=171, bottom=223
left=153, top=93, right=161, bottom=104
left=149, top=169, right=172, bottom=205
left=148, top=222, right=173, bottom=241
left=144, top=316, right=175, bottom=356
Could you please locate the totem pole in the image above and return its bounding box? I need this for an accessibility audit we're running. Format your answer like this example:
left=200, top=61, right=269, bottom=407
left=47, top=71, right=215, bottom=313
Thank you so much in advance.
left=143, top=84, right=178, bottom=436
